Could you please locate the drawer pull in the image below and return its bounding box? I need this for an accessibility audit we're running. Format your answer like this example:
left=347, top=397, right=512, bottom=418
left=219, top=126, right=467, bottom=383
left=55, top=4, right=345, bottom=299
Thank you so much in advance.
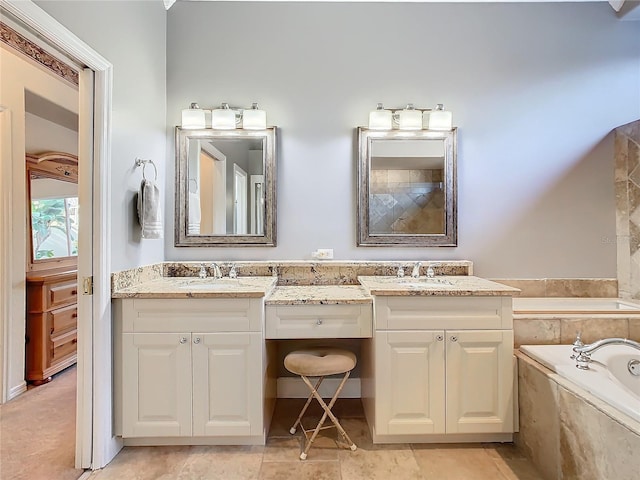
left=317, top=319, right=323, bottom=325
left=193, top=337, right=201, bottom=344
left=71, top=289, right=77, bottom=296
left=180, top=337, right=188, bottom=344
left=435, top=334, right=444, bottom=341
left=450, top=335, right=458, bottom=342
left=72, top=312, right=78, bottom=318
left=72, top=338, right=77, bottom=344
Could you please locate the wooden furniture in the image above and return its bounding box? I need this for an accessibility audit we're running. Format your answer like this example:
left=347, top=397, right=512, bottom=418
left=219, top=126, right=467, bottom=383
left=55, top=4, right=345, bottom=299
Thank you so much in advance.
left=25, top=268, right=78, bottom=384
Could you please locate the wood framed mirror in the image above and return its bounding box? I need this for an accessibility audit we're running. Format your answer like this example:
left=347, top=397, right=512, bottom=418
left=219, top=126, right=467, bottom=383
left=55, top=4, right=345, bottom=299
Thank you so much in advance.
left=357, top=127, right=457, bottom=247
left=175, top=127, right=277, bottom=247
left=26, top=151, right=79, bottom=271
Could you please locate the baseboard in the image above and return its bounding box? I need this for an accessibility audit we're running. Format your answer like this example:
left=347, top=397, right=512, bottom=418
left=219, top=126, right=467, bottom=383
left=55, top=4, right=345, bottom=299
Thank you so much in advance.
left=8, top=381, right=26, bottom=400
left=277, top=377, right=361, bottom=398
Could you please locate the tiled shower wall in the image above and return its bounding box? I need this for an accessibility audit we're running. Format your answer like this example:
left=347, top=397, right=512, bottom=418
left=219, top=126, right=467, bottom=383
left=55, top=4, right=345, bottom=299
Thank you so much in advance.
left=615, top=120, right=640, bottom=300
left=369, top=169, right=444, bottom=234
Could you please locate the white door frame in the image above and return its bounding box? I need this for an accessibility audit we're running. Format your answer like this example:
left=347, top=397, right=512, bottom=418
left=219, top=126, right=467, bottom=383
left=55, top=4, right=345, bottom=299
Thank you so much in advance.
left=233, top=164, right=248, bottom=235
left=0, top=0, right=117, bottom=469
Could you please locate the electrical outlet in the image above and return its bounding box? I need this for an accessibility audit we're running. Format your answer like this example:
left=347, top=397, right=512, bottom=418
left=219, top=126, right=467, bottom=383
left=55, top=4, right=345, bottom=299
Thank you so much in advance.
left=312, top=249, right=334, bottom=260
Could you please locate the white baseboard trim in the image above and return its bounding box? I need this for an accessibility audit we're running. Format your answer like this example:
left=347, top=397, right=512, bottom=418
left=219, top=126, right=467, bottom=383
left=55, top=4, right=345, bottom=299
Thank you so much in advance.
left=8, top=381, right=26, bottom=401
left=277, top=377, right=361, bottom=398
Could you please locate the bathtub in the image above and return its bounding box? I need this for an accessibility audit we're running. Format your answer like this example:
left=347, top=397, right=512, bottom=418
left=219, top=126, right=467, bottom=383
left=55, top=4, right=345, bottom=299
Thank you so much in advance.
left=513, top=297, right=640, bottom=315
left=520, top=344, right=640, bottom=423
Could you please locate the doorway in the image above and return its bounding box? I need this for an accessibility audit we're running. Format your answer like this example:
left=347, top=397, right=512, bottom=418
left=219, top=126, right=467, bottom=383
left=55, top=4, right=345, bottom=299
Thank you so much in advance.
left=0, top=0, right=117, bottom=471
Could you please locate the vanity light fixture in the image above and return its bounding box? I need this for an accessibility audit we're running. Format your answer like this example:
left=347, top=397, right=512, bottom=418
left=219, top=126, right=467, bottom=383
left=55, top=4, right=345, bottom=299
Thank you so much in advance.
left=211, top=103, right=237, bottom=129
left=242, top=103, right=267, bottom=130
left=397, top=104, right=422, bottom=130
left=181, top=102, right=206, bottom=129
left=365, top=103, right=453, bottom=131
left=368, top=103, right=393, bottom=130
left=425, top=104, right=453, bottom=131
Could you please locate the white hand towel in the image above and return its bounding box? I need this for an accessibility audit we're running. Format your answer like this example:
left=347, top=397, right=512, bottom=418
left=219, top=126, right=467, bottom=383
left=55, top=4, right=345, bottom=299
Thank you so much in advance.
left=188, top=192, right=201, bottom=235
left=137, top=179, right=163, bottom=239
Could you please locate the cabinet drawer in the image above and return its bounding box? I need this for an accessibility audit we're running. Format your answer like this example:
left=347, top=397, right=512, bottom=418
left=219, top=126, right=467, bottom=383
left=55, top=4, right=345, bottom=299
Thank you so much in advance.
left=48, top=280, right=78, bottom=309
left=375, top=296, right=512, bottom=330
left=265, top=304, right=372, bottom=339
left=51, top=329, right=77, bottom=364
left=121, top=298, right=264, bottom=333
left=49, top=304, right=77, bottom=336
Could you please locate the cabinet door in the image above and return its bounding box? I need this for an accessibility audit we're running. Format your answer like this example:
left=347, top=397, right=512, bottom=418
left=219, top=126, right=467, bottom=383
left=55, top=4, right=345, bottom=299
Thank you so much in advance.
left=192, top=332, right=262, bottom=436
left=375, top=330, right=445, bottom=435
left=445, top=329, right=514, bottom=434
left=122, top=333, right=192, bottom=437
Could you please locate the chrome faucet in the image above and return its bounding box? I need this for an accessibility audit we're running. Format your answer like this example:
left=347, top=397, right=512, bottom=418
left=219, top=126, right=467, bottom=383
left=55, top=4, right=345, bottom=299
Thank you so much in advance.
left=572, top=337, right=640, bottom=370
left=228, top=264, right=237, bottom=279
left=397, top=266, right=405, bottom=278
left=426, top=264, right=435, bottom=278
left=209, top=262, right=222, bottom=279
left=198, top=263, right=207, bottom=279
left=411, top=262, right=422, bottom=278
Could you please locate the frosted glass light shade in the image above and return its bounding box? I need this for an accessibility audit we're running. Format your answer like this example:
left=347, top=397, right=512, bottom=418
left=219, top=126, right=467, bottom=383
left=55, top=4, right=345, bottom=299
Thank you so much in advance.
left=242, top=103, right=266, bottom=129
left=181, top=103, right=206, bottom=129
left=397, top=104, right=422, bottom=130
left=426, top=104, right=452, bottom=131
left=211, top=103, right=236, bottom=129
left=368, top=103, right=392, bottom=130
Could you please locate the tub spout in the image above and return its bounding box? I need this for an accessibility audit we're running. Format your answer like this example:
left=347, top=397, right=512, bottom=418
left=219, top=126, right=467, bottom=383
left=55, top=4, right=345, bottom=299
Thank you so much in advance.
left=572, top=338, right=640, bottom=370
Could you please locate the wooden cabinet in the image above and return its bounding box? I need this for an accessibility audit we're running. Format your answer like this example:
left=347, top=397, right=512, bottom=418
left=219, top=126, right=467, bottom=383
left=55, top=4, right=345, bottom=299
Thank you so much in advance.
left=115, top=298, right=269, bottom=445
left=26, top=269, right=78, bottom=384
left=364, top=295, right=514, bottom=442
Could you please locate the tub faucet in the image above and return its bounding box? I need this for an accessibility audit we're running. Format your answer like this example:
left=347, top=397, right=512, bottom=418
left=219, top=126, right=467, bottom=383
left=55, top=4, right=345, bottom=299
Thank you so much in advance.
left=572, top=337, right=640, bottom=370
left=209, top=262, right=222, bottom=279
left=411, top=262, right=422, bottom=278
left=198, top=263, right=207, bottom=279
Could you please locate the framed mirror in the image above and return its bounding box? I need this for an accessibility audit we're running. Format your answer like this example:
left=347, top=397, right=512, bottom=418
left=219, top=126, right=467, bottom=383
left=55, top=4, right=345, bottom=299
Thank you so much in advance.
left=175, top=127, right=277, bottom=246
left=26, top=152, right=79, bottom=270
left=357, top=127, right=457, bottom=246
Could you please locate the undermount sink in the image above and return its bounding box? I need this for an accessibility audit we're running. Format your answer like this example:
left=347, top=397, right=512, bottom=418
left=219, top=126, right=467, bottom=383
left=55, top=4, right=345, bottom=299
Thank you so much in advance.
left=179, top=283, right=237, bottom=290
left=176, top=278, right=245, bottom=290
left=394, top=277, right=454, bottom=287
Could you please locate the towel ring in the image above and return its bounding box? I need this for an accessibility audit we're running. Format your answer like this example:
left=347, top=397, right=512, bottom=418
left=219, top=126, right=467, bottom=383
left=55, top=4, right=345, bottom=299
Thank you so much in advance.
left=135, top=158, right=158, bottom=182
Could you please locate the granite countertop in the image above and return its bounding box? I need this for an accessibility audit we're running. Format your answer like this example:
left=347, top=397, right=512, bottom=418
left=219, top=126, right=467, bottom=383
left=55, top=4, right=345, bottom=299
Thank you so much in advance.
left=111, top=276, right=277, bottom=299
left=265, top=285, right=373, bottom=305
left=357, top=276, right=521, bottom=296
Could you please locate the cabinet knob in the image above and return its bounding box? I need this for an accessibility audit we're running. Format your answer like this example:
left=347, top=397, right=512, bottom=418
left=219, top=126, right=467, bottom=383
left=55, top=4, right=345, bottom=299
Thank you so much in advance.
left=450, top=335, right=458, bottom=342
left=193, top=337, right=201, bottom=344
left=317, top=319, right=323, bottom=325
left=435, top=335, right=444, bottom=341
left=180, top=337, right=188, bottom=344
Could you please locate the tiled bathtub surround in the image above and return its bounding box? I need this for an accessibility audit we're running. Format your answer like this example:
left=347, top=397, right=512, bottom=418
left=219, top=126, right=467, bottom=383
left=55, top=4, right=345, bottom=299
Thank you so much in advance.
left=513, top=316, right=640, bottom=347
left=615, top=119, right=640, bottom=300
left=111, top=260, right=473, bottom=290
left=515, top=351, right=640, bottom=480
left=491, top=278, right=618, bottom=298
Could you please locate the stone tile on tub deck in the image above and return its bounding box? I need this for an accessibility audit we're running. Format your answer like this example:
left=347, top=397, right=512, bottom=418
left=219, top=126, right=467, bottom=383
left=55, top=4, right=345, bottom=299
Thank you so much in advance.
left=558, top=386, right=640, bottom=480
left=559, top=318, right=629, bottom=344
left=629, top=318, right=640, bottom=341
left=513, top=318, right=560, bottom=347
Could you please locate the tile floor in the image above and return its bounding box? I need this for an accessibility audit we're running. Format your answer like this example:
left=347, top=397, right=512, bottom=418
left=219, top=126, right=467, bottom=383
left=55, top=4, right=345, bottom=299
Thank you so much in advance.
left=88, top=399, right=544, bottom=480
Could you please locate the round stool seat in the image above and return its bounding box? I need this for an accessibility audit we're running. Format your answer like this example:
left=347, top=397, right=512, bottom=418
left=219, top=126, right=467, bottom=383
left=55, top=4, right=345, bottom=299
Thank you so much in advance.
left=284, top=348, right=356, bottom=377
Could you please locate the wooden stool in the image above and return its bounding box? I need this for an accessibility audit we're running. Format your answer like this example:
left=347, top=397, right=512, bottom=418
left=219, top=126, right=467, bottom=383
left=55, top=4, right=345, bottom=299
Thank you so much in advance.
left=284, top=347, right=358, bottom=460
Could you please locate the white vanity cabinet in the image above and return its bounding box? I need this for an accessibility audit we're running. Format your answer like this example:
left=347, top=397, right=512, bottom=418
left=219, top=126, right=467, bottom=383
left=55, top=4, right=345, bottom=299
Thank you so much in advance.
left=363, top=295, right=514, bottom=442
left=114, top=297, right=267, bottom=444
